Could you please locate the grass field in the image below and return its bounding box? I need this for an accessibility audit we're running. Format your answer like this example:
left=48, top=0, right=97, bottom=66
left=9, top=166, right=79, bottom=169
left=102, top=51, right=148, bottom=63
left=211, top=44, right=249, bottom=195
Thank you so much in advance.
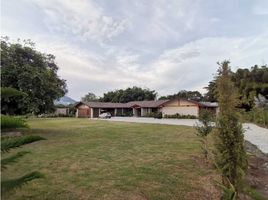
left=1, top=118, right=219, bottom=200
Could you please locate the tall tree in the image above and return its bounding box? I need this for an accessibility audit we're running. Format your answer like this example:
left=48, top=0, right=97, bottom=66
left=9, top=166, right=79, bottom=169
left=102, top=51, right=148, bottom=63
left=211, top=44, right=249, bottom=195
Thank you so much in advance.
left=203, top=80, right=217, bottom=102
left=204, top=65, right=268, bottom=109
left=100, top=86, right=157, bottom=103
left=214, top=61, right=247, bottom=194
left=81, top=92, right=97, bottom=102
left=1, top=37, right=67, bottom=114
left=232, top=65, right=268, bottom=111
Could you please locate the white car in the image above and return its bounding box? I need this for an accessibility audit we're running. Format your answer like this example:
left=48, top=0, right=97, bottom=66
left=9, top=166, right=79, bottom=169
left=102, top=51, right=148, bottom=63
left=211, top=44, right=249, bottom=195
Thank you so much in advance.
left=99, top=112, right=112, bottom=119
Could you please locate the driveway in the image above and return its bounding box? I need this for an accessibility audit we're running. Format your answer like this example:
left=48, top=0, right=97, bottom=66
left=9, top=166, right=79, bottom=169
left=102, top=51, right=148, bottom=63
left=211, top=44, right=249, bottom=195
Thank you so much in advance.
left=96, top=117, right=268, bottom=153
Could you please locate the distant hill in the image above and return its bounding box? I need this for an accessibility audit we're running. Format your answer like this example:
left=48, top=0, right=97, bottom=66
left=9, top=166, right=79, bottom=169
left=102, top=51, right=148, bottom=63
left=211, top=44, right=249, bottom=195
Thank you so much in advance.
left=54, top=96, right=77, bottom=106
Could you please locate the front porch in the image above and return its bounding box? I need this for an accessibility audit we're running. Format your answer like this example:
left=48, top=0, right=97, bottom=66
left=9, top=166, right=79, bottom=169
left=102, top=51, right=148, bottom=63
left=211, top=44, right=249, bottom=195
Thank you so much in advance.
left=90, top=107, right=159, bottom=118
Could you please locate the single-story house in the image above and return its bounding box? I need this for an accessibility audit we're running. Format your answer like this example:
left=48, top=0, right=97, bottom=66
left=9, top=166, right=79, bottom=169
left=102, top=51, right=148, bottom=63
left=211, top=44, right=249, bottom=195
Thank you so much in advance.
left=75, top=99, right=218, bottom=118
left=55, top=107, right=69, bottom=116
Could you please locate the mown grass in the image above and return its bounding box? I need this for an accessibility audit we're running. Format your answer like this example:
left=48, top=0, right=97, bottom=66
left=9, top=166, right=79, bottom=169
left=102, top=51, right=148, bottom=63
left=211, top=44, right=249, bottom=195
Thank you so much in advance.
left=1, top=118, right=219, bottom=200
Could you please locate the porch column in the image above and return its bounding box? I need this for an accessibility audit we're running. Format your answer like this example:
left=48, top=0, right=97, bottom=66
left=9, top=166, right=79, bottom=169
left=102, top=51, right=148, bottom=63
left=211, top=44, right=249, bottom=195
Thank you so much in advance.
left=76, top=109, right=78, bottom=118
left=90, top=108, right=94, bottom=118
left=115, top=108, right=117, bottom=116
left=141, top=108, right=144, bottom=117
left=132, top=108, right=136, bottom=117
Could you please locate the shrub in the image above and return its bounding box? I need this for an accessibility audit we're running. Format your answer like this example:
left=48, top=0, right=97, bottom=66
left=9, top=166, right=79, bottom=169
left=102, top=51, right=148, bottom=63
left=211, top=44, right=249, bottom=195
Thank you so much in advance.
left=195, top=110, right=214, bottom=160
left=154, top=112, right=163, bottom=119
left=164, top=113, right=197, bottom=119
left=241, top=107, right=268, bottom=127
left=143, top=112, right=156, bottom=118
left=1, top=115, right=28, bottom=130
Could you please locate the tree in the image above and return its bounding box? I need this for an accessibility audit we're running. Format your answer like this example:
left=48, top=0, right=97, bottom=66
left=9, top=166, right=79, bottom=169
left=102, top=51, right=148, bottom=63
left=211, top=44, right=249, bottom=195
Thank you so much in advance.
left=99, top=86, right=157, bottom=103
left=214, top=61, right=247, bottom=195
left=204, top=65, right=268, bottom=110
left=232, top=65, right=268, bottom=111
left=81, top=92, right=97, bottom=102
left=1, top=37, right=67, bottom=115
left=204, top=80, right=217, bottom=102
left=159, top=90, right=204, bottom=101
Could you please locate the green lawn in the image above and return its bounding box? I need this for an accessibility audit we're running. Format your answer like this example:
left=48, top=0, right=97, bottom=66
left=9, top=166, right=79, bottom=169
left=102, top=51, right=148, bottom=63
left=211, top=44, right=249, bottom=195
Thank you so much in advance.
left=2, top=118, right=219, bottom=200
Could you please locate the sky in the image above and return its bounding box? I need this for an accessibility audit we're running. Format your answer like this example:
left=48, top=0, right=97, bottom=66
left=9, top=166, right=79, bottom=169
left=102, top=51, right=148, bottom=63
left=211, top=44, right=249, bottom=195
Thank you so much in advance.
left=1, top=0, right=268, bottom=100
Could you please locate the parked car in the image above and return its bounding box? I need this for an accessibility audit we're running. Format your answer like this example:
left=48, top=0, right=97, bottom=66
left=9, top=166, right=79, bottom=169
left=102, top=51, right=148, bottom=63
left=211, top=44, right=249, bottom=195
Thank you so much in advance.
left=99, top=112, right=112, bottom=119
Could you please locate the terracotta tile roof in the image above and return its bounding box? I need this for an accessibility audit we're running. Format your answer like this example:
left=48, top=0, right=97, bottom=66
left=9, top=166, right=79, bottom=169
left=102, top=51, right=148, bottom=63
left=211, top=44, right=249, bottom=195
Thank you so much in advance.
left=76, top=100, right=169, bottom=108
left=75, top=99, right=218, bottom=108
left=126, top=100, right=169, bottom=108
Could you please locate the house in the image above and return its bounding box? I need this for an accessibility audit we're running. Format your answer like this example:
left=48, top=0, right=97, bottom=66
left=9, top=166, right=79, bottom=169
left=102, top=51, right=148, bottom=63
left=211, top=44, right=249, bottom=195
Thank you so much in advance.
left=55, top=107, right=69, bottom=116
left=75, top=99, right=218, bottom=118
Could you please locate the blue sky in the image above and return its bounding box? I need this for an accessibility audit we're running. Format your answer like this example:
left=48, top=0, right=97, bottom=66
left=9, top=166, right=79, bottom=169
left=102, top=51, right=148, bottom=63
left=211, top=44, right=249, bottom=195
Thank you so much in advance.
left=2, top=0, right=268, bottom=100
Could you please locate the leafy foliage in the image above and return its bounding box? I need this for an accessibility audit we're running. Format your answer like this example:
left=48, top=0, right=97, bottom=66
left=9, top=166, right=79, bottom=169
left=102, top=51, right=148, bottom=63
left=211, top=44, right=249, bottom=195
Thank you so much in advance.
left=1, top=171, right=44, bottom=192
left=217, top=179, right=237, bottom=200
left=159, top=90, right=204, bottom=101
left=99, top=86, right=157, bottom=103
left=214, top=61, right=247, bottom=194
left=1, top=135, right=45, bottom=152
left=164, top=113, right=197, bottom=119
left=241, top=107, right=268, bottom=127
left=1, top=115, right=28, bottom=129
left=1, top=87, right=27, bottom=98
left=204, top=80, right=217, bottom=102
left=195, top=110, right=214, bottom=160
left=1, top=37, right=67, bottom=115
left=204, top=65, right=268, bottom=110
left=81, top=92, right=98, bottom=102
left=195, top=110, right=214, bottom=137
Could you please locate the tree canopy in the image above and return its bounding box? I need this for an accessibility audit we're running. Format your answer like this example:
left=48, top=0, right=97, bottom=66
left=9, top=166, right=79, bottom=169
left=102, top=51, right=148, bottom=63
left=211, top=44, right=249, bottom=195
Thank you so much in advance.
left=81, top=92, right=97, bottom=102
left=99, top=87, right=157, bottom=103
left=204, top=65, right=268, bottom=110
left=1, top=38, right=67, bottom=115
left=159, top=90, right=204, bottom=101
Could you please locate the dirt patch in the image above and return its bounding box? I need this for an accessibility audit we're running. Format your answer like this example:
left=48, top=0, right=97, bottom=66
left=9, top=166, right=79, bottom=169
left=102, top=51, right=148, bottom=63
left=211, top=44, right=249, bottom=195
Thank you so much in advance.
left=1, top=131, right=23, bottom=137
left=185, top=156, right=221, bottom=200
left=245, top=141, right=268, bottom=198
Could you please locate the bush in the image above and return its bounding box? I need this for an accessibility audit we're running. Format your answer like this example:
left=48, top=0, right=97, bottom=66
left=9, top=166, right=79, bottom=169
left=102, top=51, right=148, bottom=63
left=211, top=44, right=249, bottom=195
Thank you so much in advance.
left=37, top=113, right=75, bottom=118
left=143, top=112, right=156, bottom=118
left=241, top=107, right=268, bottom=127
left=1, top=115, right=28, bottom=130
left=164, top=113, right=197, bottom=119
left=153, top=112, right=163, bottom=119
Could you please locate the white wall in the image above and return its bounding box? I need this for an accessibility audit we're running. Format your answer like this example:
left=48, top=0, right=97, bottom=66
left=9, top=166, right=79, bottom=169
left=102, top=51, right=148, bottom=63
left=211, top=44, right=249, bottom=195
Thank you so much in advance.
left=161, top=106, right=199, bottom=116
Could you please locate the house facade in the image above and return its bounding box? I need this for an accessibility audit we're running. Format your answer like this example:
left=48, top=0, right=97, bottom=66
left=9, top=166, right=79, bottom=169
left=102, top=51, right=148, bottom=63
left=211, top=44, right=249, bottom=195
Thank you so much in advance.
left=75, top=99, right=218, bottom=118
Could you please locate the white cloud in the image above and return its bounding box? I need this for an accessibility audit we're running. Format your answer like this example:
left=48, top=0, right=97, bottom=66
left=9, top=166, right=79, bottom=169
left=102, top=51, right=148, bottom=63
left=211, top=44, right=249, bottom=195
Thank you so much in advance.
left=29, top=0, right=128, bottom=41
left=2, top=0, right=268, bottom=99
left=253, top=0, right=268, bottom=15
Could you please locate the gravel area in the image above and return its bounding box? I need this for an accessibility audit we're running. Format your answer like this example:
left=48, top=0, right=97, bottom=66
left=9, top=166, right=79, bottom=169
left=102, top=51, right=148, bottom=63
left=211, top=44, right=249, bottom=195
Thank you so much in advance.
left=243, top=123, right=268, bottom=154
left=96, top=117, right=268, bottom=153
